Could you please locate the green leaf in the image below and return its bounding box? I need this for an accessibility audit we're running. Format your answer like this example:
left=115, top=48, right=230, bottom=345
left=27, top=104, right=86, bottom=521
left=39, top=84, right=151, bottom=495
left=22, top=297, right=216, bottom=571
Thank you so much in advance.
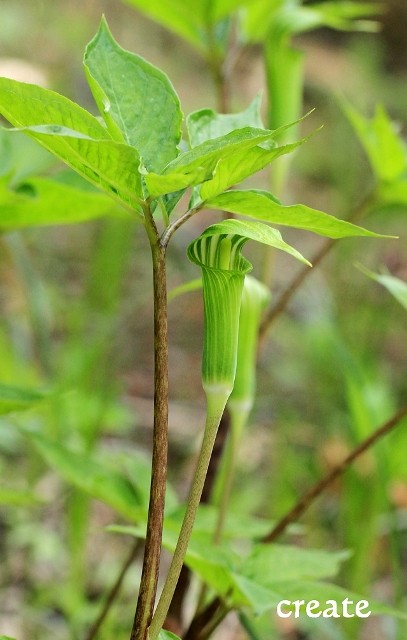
left=265, top=580, right=407, bottom=621
left=159, top=632, right=182, bottom=640
left=357, top=264, right=407, bottom=311
left=146, top=123, right=306, bottom=199
left=379, top=180, right=407, bottom=206
left=0, top=487, right=43, bottom=506
left=199, top=219, right=311, bottom=265
left=211, top=0, right=261, bottom=21
left=206, top=189, right=390, bottom=239
left=202, top=136, right=309, bottom=201
left=0, top=176, right=128, bottom=230
left=0, top=78, right=143, bottom=211
left=242, top=544, right=350, bottom=586
left=84, top=18, right=182, bottom=173
left=145, top=166, right=208, bottom=199
left=0, top=128, right=55, bottom=184
left=122, top=0, right=208, bottom=52
left=0, top=636, right=17, bottom=640
left=242, top=1, right=380, bottom=43
left=27, top=433, right=145, bottom=521
left=0, top=383, right=44, bottom=415
left=187, top=95, right=263, bottom=147
left=344, top=102, right=407, bottom=183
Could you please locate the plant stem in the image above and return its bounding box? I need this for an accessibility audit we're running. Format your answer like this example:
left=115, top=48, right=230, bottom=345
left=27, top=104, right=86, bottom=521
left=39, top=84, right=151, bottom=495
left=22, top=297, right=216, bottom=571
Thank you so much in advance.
left=184, top=404, right=407, bottom=638
left=262, top=403, right=407, bottom=543
left=213, top=408, right=248, bottom=543
left=258, top=190, right=378, bottom=342
left=85, top=540, right=142, bottom=640
left=131, top=213, right=169, bottom=640
left=149, top=393, right=228, bottom=640
left=161, top=206, right=201, bottom=248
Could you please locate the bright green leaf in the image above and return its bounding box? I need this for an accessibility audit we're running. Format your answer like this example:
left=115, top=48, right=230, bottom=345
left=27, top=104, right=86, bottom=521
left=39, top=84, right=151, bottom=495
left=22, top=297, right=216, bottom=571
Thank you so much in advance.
left=145, top=166, right=208, bottom=199
left=0, top=78, right=143, bottom=211
left=187, top=95, right=263, bottom=147
left=148, top=123, right=307, bottom=200
left=84, top=18, right=182, bottom=172
left=0, top=383, right=44, bottom=415
left=357, top=264, right=407, bottom=311
left=199, top=135, right=308, bottom=200
left=200, top=219, right=311, bottom=265
left=122, top=0, right=207, bottom=51
left=0, top=176, right=128, bottom=230
left=206, top=189, right=390, bottom=239
left=27, top=433, right=145, bottom=521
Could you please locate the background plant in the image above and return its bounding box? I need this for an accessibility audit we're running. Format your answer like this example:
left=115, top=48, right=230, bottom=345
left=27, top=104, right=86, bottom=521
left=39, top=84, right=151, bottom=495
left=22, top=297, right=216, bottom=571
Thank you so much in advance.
left=0, top=1, right=406, bottom=640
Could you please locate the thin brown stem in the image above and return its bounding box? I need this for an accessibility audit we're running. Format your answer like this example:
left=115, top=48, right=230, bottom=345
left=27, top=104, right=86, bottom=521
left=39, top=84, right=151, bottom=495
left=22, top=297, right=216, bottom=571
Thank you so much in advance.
left=262, top=403, right=407, bottom=543
left=259, top=237, right=335, bottom=342
left=131, top=213, right=169, bottom=640
left=85, top=540, right=142, bottom=640
left=161, top=206, right=200, bottom=248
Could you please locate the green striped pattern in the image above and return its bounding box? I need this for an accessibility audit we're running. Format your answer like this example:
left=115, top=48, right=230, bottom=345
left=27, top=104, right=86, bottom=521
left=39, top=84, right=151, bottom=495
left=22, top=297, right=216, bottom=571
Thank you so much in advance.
left=188, top=233, right=252, bottom=394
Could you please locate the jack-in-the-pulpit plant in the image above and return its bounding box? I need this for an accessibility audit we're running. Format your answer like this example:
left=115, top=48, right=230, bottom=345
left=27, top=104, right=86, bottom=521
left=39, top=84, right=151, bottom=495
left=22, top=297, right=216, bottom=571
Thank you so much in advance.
left=0, top=16, right=395, bottom=640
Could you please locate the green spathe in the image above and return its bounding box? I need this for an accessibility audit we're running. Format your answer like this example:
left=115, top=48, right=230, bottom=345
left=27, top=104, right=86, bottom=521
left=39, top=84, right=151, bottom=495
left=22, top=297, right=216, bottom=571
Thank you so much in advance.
left=188, top=233, right=251, bottom=395
left=229, top=275, right=271, bottom=421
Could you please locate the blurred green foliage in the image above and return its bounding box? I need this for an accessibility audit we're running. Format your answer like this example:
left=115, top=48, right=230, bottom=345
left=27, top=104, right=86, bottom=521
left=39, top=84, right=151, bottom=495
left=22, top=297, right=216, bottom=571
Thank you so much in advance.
left=0, top=1, right=406, bottom=640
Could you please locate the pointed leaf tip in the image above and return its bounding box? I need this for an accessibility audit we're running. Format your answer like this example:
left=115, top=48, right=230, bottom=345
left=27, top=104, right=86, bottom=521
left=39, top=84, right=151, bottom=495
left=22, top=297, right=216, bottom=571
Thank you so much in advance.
left=84, top=19, right=182, bottom=172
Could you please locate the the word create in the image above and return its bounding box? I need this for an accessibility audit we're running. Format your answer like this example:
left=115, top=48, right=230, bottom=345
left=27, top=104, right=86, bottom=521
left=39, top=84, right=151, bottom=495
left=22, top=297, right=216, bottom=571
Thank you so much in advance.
left=276, top=598, right=371, bottom=619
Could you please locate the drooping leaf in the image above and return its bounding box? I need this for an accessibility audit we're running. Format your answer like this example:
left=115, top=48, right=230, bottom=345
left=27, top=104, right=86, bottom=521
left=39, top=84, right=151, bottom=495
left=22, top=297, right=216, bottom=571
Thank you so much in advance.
left=0, top=78, right=143, bottom=211
left=206, top=189, right=390, bottom=239
left=27, top=433, right=146, bottom=521
left=84, top=18, right=183, bottom=173
left=198, top=219, right=311, bottom=265
left=357, top=264, right=407, bottom=311
left=0, top=176, right=128, bottom=230
left=0, top=383, right=45, bottom=415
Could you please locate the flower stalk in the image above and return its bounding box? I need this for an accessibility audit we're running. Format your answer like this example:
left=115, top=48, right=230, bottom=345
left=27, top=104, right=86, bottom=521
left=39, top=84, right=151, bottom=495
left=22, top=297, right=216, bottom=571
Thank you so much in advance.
left=149, top=232, right=252, bottom=639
